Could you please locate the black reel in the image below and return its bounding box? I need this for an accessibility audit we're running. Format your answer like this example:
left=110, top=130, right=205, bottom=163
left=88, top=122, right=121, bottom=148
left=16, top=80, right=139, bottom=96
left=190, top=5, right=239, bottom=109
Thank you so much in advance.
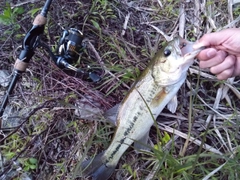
left=47, top=28, right=101, bottom=82
left=57, top=28, right=84, bottom=67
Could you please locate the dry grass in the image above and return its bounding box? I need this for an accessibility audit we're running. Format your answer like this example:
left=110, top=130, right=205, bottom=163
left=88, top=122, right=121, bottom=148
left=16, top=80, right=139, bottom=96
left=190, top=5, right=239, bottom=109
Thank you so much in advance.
left=0, top=0, right=240, bottom=179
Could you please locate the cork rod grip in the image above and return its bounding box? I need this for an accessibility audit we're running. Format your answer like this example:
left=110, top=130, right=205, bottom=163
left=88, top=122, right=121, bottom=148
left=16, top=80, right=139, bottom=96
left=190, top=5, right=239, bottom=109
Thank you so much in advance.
left=14, top=58, right=29, bottom=72
left=33, top=14, right=47, bottom=26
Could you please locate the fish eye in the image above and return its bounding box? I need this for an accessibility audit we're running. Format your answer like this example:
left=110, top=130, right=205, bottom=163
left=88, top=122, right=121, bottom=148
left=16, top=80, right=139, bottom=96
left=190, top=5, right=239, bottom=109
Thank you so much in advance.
left=164, top=49, right=171, bottom=57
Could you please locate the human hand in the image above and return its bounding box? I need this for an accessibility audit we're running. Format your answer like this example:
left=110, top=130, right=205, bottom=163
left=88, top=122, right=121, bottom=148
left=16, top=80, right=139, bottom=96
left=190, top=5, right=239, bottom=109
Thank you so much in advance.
left=193, top=28, right=240, bottom=80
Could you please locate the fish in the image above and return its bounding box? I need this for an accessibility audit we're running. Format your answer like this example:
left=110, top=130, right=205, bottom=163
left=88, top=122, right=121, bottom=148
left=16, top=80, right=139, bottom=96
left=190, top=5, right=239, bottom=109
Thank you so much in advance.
left=80, top=36, right=204, bottom=180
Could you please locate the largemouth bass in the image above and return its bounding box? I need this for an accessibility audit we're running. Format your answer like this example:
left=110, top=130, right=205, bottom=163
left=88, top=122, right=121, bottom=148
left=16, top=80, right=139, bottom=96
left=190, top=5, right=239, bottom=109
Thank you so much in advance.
left=80, top=37, right=204, bottom=180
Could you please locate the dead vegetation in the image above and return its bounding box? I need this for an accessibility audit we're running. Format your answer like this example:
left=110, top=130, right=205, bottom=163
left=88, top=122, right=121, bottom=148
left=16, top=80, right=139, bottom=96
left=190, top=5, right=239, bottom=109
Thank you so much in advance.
left=0, top=0, right=240, bottom=179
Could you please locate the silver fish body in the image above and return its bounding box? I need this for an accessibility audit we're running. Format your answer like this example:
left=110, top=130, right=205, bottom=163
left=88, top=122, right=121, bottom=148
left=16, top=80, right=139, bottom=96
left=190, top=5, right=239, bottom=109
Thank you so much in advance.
left=102, top=68, right=186, bottom=167
left=81, top=37, right=203, bottom=180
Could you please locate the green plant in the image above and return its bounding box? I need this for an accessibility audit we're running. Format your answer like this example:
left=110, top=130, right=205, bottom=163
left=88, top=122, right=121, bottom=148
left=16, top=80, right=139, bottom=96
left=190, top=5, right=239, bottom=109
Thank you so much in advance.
left=2, top=133, right=25, bottom=160
left=84, top=0, right=116, bottom=32
left=122, top=163, right=137, bottom=179
left=19, top=157, right=38, bottom=171
left=0, top=3, right=24, bottom=34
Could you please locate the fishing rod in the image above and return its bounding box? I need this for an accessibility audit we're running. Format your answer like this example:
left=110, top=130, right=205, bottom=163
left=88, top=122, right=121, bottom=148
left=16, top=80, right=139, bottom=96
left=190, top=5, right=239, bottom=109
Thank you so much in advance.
left=0, top=0, right=101, bottom=128
left=0, top=0, right=53, bottom=122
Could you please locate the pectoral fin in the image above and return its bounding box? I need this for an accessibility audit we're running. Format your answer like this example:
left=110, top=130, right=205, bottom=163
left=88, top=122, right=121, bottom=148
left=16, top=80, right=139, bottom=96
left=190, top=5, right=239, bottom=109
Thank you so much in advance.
left=103, top=104, right=120, bottom=126
left=134, top=130, right=150, bottom=152
left=167, top=95, right=178, bottom=113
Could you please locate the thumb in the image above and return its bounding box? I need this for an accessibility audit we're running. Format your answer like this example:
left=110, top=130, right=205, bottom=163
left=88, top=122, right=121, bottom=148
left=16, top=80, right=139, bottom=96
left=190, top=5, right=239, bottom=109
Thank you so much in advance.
left=193, top=31, right=226, bottom=49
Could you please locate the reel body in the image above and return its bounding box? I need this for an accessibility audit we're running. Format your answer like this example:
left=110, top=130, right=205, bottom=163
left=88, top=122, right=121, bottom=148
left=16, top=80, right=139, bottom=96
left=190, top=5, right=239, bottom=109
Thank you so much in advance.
left=49, top=28, right=101, bottom=82
left=57, top=28, right=84, bottom=67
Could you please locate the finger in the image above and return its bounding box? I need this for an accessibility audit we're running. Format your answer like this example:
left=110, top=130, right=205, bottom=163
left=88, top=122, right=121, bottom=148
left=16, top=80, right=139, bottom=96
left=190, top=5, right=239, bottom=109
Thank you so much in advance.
left=199, top=50, right=228, bottom=68
left=210, top=55, right=236, bottom=75
left=197, top=48, right=217, bottom=61
left=216, top=66, right=235, bottom=80
left=232, top=57, right=240, bottom=77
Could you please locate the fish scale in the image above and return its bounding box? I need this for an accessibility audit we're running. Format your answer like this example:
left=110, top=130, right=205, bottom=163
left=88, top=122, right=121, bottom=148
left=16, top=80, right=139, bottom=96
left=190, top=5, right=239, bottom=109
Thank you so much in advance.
left=79, top=37, right=204, bottom=180
left=103, top=73, right=186, bottom=167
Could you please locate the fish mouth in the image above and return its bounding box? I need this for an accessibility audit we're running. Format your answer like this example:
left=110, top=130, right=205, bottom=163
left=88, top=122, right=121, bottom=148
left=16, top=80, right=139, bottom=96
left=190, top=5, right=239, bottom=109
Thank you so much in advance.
left=178, top=37, right=205, bottom=57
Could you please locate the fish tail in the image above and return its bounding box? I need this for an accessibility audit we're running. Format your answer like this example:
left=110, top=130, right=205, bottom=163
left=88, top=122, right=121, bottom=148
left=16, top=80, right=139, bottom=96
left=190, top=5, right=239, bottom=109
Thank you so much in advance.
left=81, top=152, right=116, bottom=180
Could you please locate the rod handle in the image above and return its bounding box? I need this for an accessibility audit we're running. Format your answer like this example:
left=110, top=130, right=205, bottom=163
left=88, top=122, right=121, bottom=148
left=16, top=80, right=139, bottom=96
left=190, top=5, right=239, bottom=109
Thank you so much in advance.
left=33, top=14, right=47, bottom=26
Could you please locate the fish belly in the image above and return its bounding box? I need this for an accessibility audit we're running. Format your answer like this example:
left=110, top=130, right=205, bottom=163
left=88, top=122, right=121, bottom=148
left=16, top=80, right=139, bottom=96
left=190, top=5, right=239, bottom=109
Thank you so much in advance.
left=103, top=74, right=185, bottom=166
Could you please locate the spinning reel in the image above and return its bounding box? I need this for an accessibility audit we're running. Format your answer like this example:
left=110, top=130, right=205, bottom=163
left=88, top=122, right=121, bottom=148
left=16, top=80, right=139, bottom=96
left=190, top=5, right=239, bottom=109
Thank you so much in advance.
left=45, top=27, right=101, bottom=82
left=56, top=28, right=85, bottom=69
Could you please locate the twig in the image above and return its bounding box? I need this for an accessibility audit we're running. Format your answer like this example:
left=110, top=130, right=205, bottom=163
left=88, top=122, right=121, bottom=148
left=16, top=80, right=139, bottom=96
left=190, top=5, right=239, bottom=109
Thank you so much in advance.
left=228, top=0, right=234, bottom=27
left=213, top=115, right=229, bottom=151
left=156, top=0, right=163, bottom=8
left=194, top=0, right=201, bottom=37
left=224, top=82, right=240, bottom=99
left=11, top=0, right=41, bottom=8
left=145, top=24, right=172, bottom=41
left=179, top=3, right=185, bottom=37
left=205, top=2, right=217, bottom=31
left=158, top=123, right=222, bottom=155
left=121, top=12, right=131, bottom=36
left=189, top=68, right=240, bottom=107
left=186, top=80, right=235, bottom=124
left=189, top=67, right=216, bottom=79
left=179, top=81, right=193, bottom=157
left=223, top=15, right=240, bottom=29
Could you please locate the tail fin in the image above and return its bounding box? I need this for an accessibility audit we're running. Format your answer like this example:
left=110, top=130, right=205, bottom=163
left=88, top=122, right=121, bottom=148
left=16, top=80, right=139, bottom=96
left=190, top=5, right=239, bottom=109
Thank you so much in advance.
left=81, top=152, right=116, bottom=180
